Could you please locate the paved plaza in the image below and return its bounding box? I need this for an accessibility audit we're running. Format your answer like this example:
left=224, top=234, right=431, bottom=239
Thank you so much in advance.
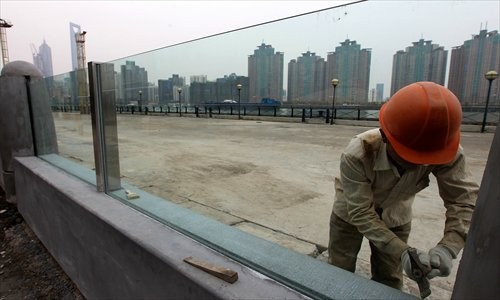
left=53, top=112, right=495, bottom=299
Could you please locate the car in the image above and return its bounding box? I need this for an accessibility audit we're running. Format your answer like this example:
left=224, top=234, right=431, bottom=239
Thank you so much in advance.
left=223, top=99, right=238, bottom=103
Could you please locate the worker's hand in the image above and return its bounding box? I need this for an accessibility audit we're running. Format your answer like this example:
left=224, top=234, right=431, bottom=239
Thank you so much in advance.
left=427, top=245, right=453, bottom=279
left=401, top=248, right=430, bottom=281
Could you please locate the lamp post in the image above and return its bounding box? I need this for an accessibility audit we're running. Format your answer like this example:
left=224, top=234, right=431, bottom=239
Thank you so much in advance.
left=177, top=88, right=182, bottom=117
left=481, top=70, right=498, bottom=133
left=237, top=84, right=242, bottom=119
left=138, top=90, right=143, bottom=112
left=65, top=96, right=71, bottom=112
left=330, top=78, right=339, bottom=125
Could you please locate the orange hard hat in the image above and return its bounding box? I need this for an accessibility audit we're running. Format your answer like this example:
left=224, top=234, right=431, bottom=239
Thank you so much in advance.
left=379, top=81, right=462, bottom=165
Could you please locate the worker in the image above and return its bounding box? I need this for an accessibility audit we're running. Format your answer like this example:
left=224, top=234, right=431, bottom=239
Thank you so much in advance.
left=328, top=81, right=478, bottom=290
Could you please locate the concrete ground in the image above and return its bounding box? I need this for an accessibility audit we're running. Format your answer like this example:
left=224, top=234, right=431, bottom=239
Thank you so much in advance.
left=53, top=112, right=495, bottom=299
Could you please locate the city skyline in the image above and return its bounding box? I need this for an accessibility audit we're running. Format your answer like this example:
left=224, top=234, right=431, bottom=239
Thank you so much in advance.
left=111, top=27, right=498, bottom=106
left=2, top=1, right=499, bottom=99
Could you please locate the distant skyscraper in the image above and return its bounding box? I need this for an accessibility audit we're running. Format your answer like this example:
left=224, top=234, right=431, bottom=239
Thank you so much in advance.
left=32, top=40, right=53, bottom=77
left=215, top=73, right=249, bottom=103
left=376, top=83, right=384, bottom=103
left=390, top=38, right=448, bottom=96
left=158, top=74, right=185, bottom=105
left=187, top=73, right=248, bottom=104
left=190, top=75, right=207, bottom=83
left=326, top=39, right=371, bottom=104
left=448, top=30, right=499, bottom=105
left=248, top=43, right=284, bottom=103
left=69, top=22, right=81, bottom=70
left=287, top=51, right=326, bottom=103
left=119, top=61, right=149, bottom=105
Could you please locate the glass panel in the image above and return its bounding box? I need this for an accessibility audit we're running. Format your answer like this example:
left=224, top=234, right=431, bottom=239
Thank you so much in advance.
left=31, top=70, right=95, bottom=180
left=96, top=1, right=497, bottom=297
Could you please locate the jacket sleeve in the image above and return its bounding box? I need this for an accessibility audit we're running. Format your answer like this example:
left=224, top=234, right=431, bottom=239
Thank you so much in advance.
left=433, top=148, right=478, bottom=257
left=340, top=151, right=409, bottom=258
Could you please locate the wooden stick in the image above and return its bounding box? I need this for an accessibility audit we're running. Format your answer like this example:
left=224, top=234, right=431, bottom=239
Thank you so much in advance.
left=183, top=256, right=238, bottom=284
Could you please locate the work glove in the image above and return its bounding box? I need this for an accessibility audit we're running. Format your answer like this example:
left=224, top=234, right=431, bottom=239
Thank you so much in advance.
left=427, top=245, right=454, bottom=279
left=401, top=248, right=431, bottom=281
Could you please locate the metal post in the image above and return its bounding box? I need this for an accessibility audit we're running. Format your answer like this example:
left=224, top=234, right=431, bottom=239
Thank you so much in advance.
left=138, top=90, right=142, bottom=113
left=237, top=84, right=242, bottom=119
left=330, top=78, right=339, bottom=125
left=88, top=62, right=121, bottom=192
left=481, top=72, right=498, bottom=133
left=177, top=88, right=182, bottom=117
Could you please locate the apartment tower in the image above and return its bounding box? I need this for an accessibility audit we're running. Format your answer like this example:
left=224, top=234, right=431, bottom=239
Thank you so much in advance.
left=448, top=29, right=499, bottom=105
left=325, top=39, right=371, bottom=104
left=287, top=51, right=326, bottom=104
left=248, top=43, right=284, bottom=103
left=391, top=38, right=448, bottom=96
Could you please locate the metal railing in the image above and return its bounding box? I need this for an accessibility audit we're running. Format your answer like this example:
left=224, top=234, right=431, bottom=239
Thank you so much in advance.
left=50, top=103, right=500, bottom=126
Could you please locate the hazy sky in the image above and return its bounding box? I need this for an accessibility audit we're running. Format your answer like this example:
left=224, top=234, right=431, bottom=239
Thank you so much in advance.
left=1, top=0, right=351, bottom=74
left=1, top=0, right=499, bottom=97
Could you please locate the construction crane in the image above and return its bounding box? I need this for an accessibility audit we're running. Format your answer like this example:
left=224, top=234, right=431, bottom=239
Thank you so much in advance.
left=30, top=43, right=40, bottom=68
left=30, top=43, right=38, bottom=57
left=76, top=31, right=86, bottom=69
left=0, top=18, right=13, bottom=67
left=75, top=30, right=89, bottom=114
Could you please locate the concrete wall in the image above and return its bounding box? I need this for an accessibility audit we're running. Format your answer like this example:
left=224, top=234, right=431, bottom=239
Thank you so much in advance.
left=14, top=156, right=311, bottom=299
left=14, top=155, right=417, bottom=299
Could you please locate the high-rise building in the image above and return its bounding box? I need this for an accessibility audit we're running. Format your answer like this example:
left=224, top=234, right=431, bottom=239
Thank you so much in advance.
left=390, top=38, right=448, bottom=96
left=325, top=39, right=371, bottom=104
left=216, top=73, right=249, bottom=103
left=248, top=43, right=284, bottom=103
left=158, top=74, right=185, bottom=105
left=69, top=22, right=81, bottom=71
left=189, top=81, right=217, bottom=104
left=287, top=51, right=326, bottom=103
left=376, top=83, right=384, bottom=103
left=190, top=75, right=207, bottom=84
left=188, top=74, right=248, bottom=104
left=448, top=30, right=499, bottom=105
left=119, top=61, right=149, bottom=105
left=32, top=40, right=53, bottom=77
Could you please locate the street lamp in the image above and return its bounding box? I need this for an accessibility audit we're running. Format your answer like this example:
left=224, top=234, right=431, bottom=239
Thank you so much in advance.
left=237, top=84, right=242, bottom=119
left=481, top=70, right=498, bottom=133
left=330, top=78, right=339, bottom=125
left=177, top=88, right=182, bottom=117
left=138, top=90, right=143, bottom=112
